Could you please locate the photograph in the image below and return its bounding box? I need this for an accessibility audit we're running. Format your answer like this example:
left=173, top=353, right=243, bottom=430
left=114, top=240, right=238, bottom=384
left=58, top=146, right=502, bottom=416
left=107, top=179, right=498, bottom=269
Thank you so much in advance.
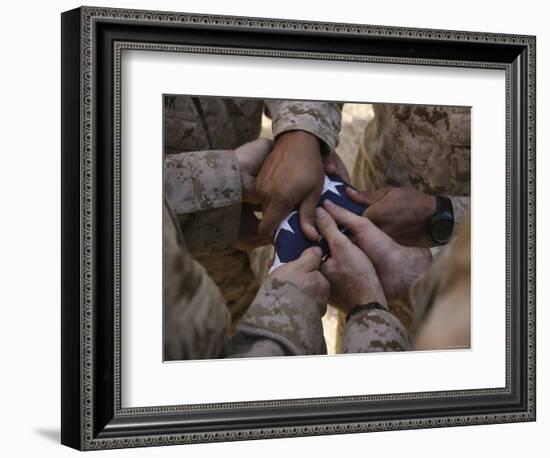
left=162, top=96, right=471, bottom=361
left=59, top=5, right=536, bottom=449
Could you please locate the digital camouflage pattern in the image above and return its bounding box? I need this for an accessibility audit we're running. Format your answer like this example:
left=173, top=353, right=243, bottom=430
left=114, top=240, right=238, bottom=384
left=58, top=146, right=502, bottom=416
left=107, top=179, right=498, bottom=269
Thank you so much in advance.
left=164, top=96, right=342, bottom=323
left=227, top=277, right=327, bottom=357
left=343, top=308, right=412, bottom=353
left=164, top=96, right=342, bottom=155
left=165, top=150, right=242, bottom=256
left=352, top=104, right=471, bottom=236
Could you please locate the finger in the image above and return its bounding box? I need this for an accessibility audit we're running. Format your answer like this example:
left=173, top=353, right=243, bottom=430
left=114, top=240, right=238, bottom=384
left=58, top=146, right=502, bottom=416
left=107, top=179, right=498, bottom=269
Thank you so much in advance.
left=312, top=271, right=330, bottom=315
left=324, top=154, right=351, bottom=182
left=346, top=186, right=391, bottom=206
left=259, top=196, right=294, bottom=241
left=322, top=199, right=369, bottom=235
left=293, top=246, right=323, bottom=272
left=323, top=200, right=394, bottom=259
left=299, top=192, right=321, bottom=241
left=324, top=156, right=337, bottom=175
left=315, top=207, right=353, bottom=253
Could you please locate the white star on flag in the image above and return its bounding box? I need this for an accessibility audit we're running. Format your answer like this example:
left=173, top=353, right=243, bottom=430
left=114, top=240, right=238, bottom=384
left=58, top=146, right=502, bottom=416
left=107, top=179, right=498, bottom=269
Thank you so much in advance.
left=322, top=176, right=343, bottom=196
left=268, top=252, right=283, bottom=274
left=274, top=210, right=297, bottom=241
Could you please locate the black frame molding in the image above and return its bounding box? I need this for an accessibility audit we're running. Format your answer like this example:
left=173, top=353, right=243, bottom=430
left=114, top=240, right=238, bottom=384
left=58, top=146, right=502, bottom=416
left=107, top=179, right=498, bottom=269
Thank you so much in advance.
left=61, top=6, right=536, bottom=450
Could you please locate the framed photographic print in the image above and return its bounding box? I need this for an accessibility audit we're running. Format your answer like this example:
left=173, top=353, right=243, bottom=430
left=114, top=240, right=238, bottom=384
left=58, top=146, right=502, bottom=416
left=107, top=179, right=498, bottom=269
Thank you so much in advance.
left=61, top=6, right=536, bottom=450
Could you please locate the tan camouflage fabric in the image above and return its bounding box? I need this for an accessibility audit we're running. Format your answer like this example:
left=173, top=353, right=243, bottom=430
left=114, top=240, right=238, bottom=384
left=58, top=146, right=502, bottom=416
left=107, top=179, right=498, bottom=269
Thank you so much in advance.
left=227, top=277, right=327, bottom=357
left=164, top=96, right=342, bottom=324
left=349, top=104, right=471, bottom=337
left=163, top=202, right=231, bottom=360
left=165, top=150, right=242, bottom=256
left=352, top=104, right=471, bottom=237
left=164, top=96, right=342, bottom=155
left=343, top=308, right=412, bottom=353
left=164, top=150, right=328, bottom=359
left=410, top=215, right=471, bottom=350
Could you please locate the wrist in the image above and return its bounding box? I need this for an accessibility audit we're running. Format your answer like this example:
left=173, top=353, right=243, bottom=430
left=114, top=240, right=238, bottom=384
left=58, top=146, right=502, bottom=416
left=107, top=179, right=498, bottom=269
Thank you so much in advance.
left=348, top=285, right=387, bottom=313
left=277, top=130, right=321, bottom=154
left=422, top=194, right=438, bottom=223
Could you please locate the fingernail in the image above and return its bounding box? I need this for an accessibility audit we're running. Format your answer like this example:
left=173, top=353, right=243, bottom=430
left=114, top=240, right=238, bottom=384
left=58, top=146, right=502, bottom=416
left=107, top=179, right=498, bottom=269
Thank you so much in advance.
left=312, top=246, right=323, bottom=256
left=315, top=207, right=326, bottom=219
left=323, top=199, right=335, bottom=208
left=347, top=187, right=357, bottom=194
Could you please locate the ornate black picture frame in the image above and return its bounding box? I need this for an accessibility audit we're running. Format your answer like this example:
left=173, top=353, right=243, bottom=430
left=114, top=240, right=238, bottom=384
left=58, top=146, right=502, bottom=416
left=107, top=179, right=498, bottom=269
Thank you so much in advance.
left=61, top=6, right=536, bottom=450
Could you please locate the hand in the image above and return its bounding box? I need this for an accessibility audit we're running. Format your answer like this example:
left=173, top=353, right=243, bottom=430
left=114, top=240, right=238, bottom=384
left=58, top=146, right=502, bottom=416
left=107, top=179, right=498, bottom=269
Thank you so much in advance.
left=315, top=206, right=386, bottom=314
left=347, top=186, right=437, bottom=245
left=270, top=246, right=329, bottom=316
left=322, top=199, right=432, bottom=301
left=256, top=130, right=324, bottom=241
left=323, top=152, right=351, bottom=183
left=234, top=138, right=273, bottom=204
left=235, top=204, right=268, bottom=251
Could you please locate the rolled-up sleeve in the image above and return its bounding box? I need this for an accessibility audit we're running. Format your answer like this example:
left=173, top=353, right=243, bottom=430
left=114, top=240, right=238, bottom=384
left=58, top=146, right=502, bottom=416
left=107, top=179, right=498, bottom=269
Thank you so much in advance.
left=265, top=100, right=342, bottom=154
left=226, top=277, right=327, bottom=357
left=343, top=309, right=412, bottom=354
left=165, top=150, right=242, bottom=256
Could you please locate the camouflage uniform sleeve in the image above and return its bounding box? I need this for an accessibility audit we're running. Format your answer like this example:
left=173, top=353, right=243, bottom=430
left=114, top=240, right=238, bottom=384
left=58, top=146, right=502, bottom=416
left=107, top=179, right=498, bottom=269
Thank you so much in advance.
left=342, top=308, right=412, bottom=353
left=165, top=150, right=242, bottom=256
left=449, top=196, right=470, bottom=238
left=265, top=100, right=342, bottom=154
left=225, top=277, right=327, bottom=357
left=163, top=203, right=231, bottom=360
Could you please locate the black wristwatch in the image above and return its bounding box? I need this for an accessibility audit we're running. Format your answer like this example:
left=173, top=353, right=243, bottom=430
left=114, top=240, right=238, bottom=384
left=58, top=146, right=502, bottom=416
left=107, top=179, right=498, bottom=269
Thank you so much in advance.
left=427, top=195, right=454, bottom=245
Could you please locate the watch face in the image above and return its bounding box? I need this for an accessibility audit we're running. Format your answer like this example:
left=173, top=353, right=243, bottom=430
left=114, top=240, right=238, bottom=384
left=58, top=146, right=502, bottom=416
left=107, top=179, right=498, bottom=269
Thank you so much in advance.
left=432, top=219, right=454, bottom=244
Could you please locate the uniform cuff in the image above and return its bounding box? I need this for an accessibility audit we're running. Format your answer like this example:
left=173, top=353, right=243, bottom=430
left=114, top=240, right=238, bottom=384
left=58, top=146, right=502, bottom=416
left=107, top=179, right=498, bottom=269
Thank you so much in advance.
left=268, top=101, right=342, bottom=154
left=238, top=277, right=327, bottom=355
left=343, top=308, right=412, bottom=353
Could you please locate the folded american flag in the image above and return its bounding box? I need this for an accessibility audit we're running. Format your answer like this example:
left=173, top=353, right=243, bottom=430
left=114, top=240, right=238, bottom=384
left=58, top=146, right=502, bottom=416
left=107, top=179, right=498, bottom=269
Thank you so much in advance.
left=269, top=174, right=367, bottom=273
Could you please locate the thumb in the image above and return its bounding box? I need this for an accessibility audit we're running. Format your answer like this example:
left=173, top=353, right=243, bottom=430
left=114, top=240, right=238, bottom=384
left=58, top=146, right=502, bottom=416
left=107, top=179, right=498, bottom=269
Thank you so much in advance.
left=299, top=192, right=321, bottom=241
left=315, top=206, right=353, bottom=253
